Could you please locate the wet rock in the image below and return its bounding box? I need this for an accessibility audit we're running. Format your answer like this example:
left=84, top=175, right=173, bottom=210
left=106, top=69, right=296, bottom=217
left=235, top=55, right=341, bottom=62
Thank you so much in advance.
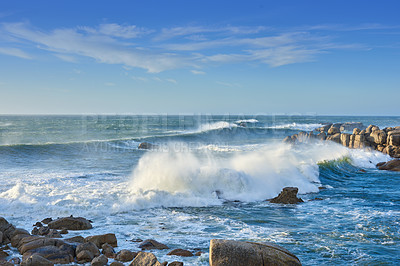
left=59, top=229, right=68, bottom=235
left=76, top=242, right=100, bottom=257
left=0, top=261, right=14, bottom=266
left=168, top=262, right=183, bottom=266
left=270, top=187, right=303, bottom=204
left=33, top=222, right=43, bottom=227
left=376, top=159, right=400, bottom=172
left=129, top=252, right=162, bottom=266
left=326, top=133, right=341, bottom=144
left=19, top=237, right=71, bottom=255
left=8, top=257, right=21, bottom=264
left=77, top=250, right=94, bottom=263
left=48, top=217, right=92, bottom=230
left=41, top=218, right=53, bottom=225
left=0, top=217, right=16, bottom=245
left=91, top=254, right=108, bottom=266
left=327, top=126, right=340, bottom=135
left=64, top=236, right=85, bottom=243
left=209, top=239, right=301, bottom=266
left=23, top=254, right=54, bottom=266
left=101, top=243, right=115, bottom=258
left=85, top=233, right=117, bottom=248
left=22, top=245, right=75, bottom=264
left=139, top=239, right=169, bottom=250
left=316, top=124, right=332, bottom=133
left=387, top=130, right=400, bottom=146
left=195, top=251, right=203, bottom=256
left=370, top=130, right=387, bottom=145
left=110, top=262, right=124, bottom=266
left=138, top=142, right=158, bottom=150
left=0, top=250, right=9, bottom=259
left=316, top=132, right=326, bottom=141
left=353, top=128, right=361, bottom=135
left=167, top=248, right=194, bottom=257
left=116, top=249, right=137, bottom=262
left=340, top=133, right=350, bottom=147
left=340, top=122, right=365, bottom=132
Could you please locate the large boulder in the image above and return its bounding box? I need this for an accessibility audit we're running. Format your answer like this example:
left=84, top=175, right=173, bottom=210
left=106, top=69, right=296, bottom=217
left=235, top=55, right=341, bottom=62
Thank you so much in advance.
left=139, top=239, right=169, bottom=250
left=167, top=248, right=194, bottom=257
left=209, top=239, right=301, bottom=266
left=76, top=242, right=100, bottom=257
left=22, top=254, right=54, bottom=266
left=22, top=245, right=75, bottom=264
left=48, top=217, right=92, bottom=230
left=270, top=187, right=303, bottom=204
left=129, top=252, right=162, bottom=266
left=387, top=130, right=400, bottom=146
left=91, top=254, right=108, bottom=266
left=369, top=130, right=387, bottom=145
left=340, top=133, right=351, bottom=147
left=116, top=249, right=137, bottom=262
left=85, top=233, right=117, bottom=248
left=327, top=126, right=340, bottom=135
left=0, top=217, right=16, bottom=245
left=376, top=159, right=400, bottom=172
left=326, top=133, right=341, bottom=144
left=316, top=124, right=332, bottom=133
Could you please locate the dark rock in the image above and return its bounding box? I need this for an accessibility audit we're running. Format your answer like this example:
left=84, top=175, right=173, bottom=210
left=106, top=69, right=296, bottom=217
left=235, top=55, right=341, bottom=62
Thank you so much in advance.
left=209, top=239, right=301, bottom=266
left=23, top=254, right=54, bottom=266
left=0, top=250, right=9, bottom=259
left=48, top=217, right=92, bottom=230
left=326, top=133, right=341, bottom=144
left=377, top=159, right=400, bottom=172
left=91, top=254, right=108, bottom=266
left=85, top=233, right=117, bottom=248
left=0, top=217, right=16, bottom=245
left=110, top=262, right=125, bottom=266
left=116, top=249, right=137, bottom=262
left=316, top=132, right=326, bottom=141
left=59, top=229, right=68, bottom=235
left=139, top=239, right=169, bottom=250
left=76, top=250, right=94, bottom=263
left=64, top=236, right=85, bottom=243
left=101, top=243, right=115, bottom=258
left=168, top=262, right=183, bottom=266
left=41, top=218, right=53, bottom=225
left=76, top=242, right=100, bottom=257
left=19, top=237, right=71, bottom=255
left=22, top=245, right=75, bottom=264
left=195, top=251, right=203, bottom=256
left=138, top=142, right=158, bottom=150
left=8, top=257, right=21, bottom=264
left=167, top=248, right=194, bottom=257
left=129, top=252, right=161, bottom=266
left=130, top=238, right=143, bottom=243
left=33, top=222, right=43, bottom=227
left=270, top=187, right=304, bottom=204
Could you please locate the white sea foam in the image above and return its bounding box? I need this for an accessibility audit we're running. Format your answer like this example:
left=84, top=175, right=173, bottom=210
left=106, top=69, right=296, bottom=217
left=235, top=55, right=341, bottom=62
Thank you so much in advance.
left=266, top=122, right=323, bottom=131
left=196, top=121, right=238, bottom=132
left=235, top=119, right=259, bottom=123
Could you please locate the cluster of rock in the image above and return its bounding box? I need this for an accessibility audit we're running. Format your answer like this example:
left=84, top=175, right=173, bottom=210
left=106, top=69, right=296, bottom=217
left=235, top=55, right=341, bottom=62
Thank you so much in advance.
left=0, top=216, right=189, bottom=266
left=270, top=187, right=304, bottom=204
left=1, top=216, right=303, bottom=266
left=283, top=122, right=400, bottom=171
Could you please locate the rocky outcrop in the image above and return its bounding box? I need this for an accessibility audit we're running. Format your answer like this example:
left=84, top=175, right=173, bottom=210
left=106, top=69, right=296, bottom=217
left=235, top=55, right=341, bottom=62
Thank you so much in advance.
left=48, top=216, right=92, bottom=230
left=209, top=239, right=301, bottom=266
left=116, top=249, right=137, bottom=262
left=376, top=159, right=400, bottom=172
left=139, top=239, right=169, bottom=250
left=167, top=248, right=194, bottom=257
left=270, top=187, right=303, bottom=204
left=129, top=252, right=162, bottom=266
left=138, top=142, right=158, bottom=150
left=85, top=233, right=117, bottom=248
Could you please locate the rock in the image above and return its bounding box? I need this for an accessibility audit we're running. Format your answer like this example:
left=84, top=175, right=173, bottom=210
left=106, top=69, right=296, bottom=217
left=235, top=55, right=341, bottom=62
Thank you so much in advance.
left=110, top=262, right=125, bottom=266
left=0, top=217, right=16, bottom=245
left=85, top=233, right=117, bottom=248
left=0, top=261, right=14, bottom=266
left=195, top=251, right=203, bottom=256
left=22, top=245, right=75, bottom=264
left=64, top=236, right=85, bottom=243
left=23, top=254, right=54, bottom=266
left=377, top=159, right=400, bottom=172
left=365, top=125, right=376, bottom=134
left=8, top=257, right=21, bottom=264
left=168, top=262, right=183, bottom=266
left=41, top=218, right=53, bottom=224
left=370, top=130, right=387, bottom=145
left=353, top=128, right=361, bottom=135
left=12, top=235, right=38, bottom=249
left=101, top=243, right=115, bottom=258
left=387, top=130, right=400, bottom=146
left=77, top=250, right=94, bottom=263
left=129, top=252, right=161, bottom=266
left=33, top=222, right=43, bottom=227
left=283, top=136, right=293, bottom=144
left=383, top=145, right=400, bottom=158
left=59, top=229, right=68, bottom=235
left=167, top=248, right=194, bottom=257
left=327, top=126, right=340, bottom=135
left=209, top=239, right=301, bottom=266
left=0, top=231, right=3, bottom=244
left=326, top=133, right=341, bottom=143
left=316, top=124, right=332, bottom=132
left=48, top=217, right=92, bottom=230
left=138, top=142, right=158, bottom=150
left=270, top=187, right=303, bottom=204
left=0, top=250, right=9, bottom=259
left=116, top=249, right=137, bottom=262
left=316, top=132, right=326, bottom=141
left=91, top=254, right=108, bottom=266
left=76, top=242, right=100, bottom=257
left=340, top=122, right=365, bottom=132
left=19, top=237, right=71, bottom=255
left=340, top=133, right=350, bottom=147
left=139, top=239, right=169, bottom=250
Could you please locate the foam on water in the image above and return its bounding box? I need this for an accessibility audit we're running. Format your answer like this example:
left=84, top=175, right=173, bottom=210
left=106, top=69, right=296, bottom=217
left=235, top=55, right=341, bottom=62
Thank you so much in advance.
left=266, top=122, right=323, bottom=131
left=235, top=119, right=259, bottom=123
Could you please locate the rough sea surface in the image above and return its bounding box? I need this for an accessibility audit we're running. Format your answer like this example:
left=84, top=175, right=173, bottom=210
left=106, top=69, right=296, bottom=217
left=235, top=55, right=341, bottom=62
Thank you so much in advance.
left=1, top=115, right=400, bottom=265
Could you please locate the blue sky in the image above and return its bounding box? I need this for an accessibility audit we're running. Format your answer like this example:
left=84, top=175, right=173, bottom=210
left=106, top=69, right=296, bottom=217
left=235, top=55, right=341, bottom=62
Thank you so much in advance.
left=0, top=0, right=399, bottom=115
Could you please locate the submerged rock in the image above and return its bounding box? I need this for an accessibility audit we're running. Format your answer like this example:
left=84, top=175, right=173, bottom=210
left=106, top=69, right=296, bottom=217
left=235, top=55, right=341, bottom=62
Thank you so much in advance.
left=270, top=187, right=304, bottom=204
left=209, top=239, right=301, bottom=266
left=138, top=142, right=158, bottom=150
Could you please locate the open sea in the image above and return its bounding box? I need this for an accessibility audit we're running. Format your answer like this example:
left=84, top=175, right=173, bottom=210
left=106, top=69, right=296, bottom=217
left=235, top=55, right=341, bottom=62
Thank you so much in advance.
left=1, top=115, right=400, bottom=265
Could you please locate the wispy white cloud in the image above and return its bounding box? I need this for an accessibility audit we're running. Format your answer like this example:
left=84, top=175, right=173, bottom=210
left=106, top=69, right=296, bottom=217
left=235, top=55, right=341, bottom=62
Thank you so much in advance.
left=166, top=78, right=177, bottom=84
left=0, top=47, right=32, bottom=59
left=191, top=70, right=205, bottom=75
left=80, top=23, right=152, bottom=39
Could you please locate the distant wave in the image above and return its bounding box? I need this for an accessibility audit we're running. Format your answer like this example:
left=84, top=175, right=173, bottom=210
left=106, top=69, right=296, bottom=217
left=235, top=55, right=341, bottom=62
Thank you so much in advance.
left=235, top=119, right=259, bottom=124
left=266, top=122, right=323, bottom=131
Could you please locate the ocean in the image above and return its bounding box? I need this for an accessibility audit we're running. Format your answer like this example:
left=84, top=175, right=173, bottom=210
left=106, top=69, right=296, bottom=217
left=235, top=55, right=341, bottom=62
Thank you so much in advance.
left=1, top=115, right=399, bottom=265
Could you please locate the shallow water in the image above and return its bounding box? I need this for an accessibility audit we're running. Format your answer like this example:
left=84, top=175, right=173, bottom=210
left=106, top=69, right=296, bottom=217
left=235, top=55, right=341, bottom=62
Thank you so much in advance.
left=1, top=115, right=399, bottom=265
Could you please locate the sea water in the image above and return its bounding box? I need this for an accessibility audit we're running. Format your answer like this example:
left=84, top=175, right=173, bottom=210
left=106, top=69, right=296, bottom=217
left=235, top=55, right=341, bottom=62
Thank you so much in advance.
left=0, top=115, right=399, bottom=265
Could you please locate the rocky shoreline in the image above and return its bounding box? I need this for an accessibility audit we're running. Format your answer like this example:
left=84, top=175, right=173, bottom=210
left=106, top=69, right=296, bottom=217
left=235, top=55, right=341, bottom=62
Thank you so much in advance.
left=1, top=216, right=301, bottom=265
left=283, top=122, right=400, bottom=171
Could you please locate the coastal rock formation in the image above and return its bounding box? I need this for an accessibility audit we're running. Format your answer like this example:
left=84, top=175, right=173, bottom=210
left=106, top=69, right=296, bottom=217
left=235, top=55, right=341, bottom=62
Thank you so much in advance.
left=48, top=216, right=92, bottom=230
left=138, top=142, right=158, bottom=150
left=270, top=187, right=304, bottom=204
left=209, top=239, right=301, bottom=266
left=283, top=124, right=400, bottom=161
left=139, top=239, right=169, bottom=250
left=129, top=252, right=162, bottom=266
left=116, top=249, right=137, bottom=262
left=376, top=159, right=400, bottom=172
left=85, top=233, right=117, bottom=248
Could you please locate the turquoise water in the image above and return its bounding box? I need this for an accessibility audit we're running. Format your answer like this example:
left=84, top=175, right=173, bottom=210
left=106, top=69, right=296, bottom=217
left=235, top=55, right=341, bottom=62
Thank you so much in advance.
left=0, top=115, right=399, bottom=265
